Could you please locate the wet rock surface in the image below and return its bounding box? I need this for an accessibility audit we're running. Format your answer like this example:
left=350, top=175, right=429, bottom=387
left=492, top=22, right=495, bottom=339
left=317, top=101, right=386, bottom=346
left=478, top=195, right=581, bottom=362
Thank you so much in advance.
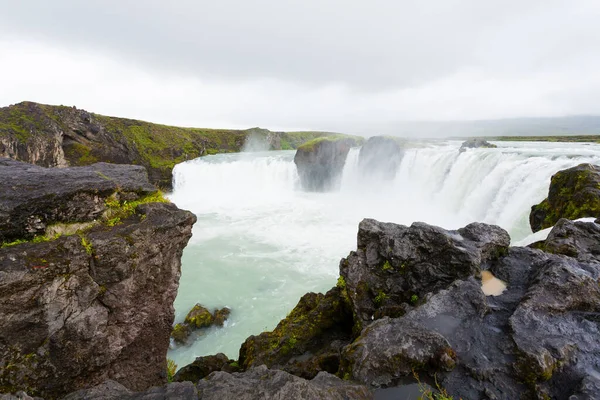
left=530, top=163, right=600, bottom=232
left=294, top=136, right=362, bottom=191
left=358, top=136, right=404, bottom=180
left=340, top=219, right=510, bottom=329
left=0, top=161, right=196, bottom=398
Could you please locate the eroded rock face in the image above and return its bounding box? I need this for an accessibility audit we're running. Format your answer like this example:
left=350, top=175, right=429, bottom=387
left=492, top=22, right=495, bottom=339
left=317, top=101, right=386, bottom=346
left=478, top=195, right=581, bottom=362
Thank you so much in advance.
left=196, top=365, right=372, bottom=400
left=459, top=138, right=497, bottom=152
left=238, top=287, right=353, bottom=379
left=0, top=161, right=196, bottom=398
left=340, top=219, right=510, bottom=329
left=530, top=163, right=600, bottom=232
left=294, top=137, right=362, bottom=191
left=358, top=136, right=404, bottom=180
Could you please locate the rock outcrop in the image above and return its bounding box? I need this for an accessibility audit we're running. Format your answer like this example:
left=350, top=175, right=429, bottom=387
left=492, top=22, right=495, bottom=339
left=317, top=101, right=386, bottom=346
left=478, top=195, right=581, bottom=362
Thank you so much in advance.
left=0, top=102, right=337, bottom=189
left=239, top=287, right=353, bottom=379
left=358, top=136, right=404, bottom=180
left=341, top=219, right=510, bottom=330
left=171, top=304, right=231, bottom=345
left=530, top=163, right=600, bottom=232
left=459, top=138, right=497, bottom=152
left=0, top=159, right=196, bottom=398
left=294, top=136, right=363, bottom=191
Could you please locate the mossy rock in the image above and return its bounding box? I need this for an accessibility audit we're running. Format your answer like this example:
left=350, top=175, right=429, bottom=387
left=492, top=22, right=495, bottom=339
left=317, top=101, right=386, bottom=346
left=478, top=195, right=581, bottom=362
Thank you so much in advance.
left=238, top=287, right=354, bottom=379
left=530, top=163, right=600, bottom=232
left=184, top=304, right=214, bottom=329
left=171, top=323, right=192, bottom=345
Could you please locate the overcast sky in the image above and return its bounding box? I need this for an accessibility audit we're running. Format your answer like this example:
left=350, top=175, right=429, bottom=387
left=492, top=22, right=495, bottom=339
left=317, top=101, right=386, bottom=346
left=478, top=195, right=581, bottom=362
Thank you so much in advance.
left=1, top=0, right=599, bottom=132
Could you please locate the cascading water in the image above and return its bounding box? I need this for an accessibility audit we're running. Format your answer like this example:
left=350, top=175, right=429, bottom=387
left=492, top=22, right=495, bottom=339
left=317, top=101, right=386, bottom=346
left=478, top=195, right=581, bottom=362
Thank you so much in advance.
left=167, top=141, right=600, bottom=367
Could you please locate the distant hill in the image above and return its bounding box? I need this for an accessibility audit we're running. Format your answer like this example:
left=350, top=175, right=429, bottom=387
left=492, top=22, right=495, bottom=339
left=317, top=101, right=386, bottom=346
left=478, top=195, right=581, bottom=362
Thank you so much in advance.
left=0, top=101, right=336, bottom=188
left=336, top=116, right=600, bottom=138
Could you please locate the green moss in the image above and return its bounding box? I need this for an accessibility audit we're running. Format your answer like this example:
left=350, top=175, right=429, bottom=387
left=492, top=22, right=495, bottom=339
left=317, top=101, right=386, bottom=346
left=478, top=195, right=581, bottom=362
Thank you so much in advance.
left=336, top=276, right=346, bottom=289
left=229, top=361, right=239, bottom=368
left=184, top=304, right=214, bottom=328
left=297, top=134, right=364, bottom=152
left=64, top=143, right=98, bottom=166
left=374, top=290, right=388, bottom=307
left=410, top=294, right=419, bottom=305
left=102, top=190, right=169, bottom=226
left=382, top=260, right=393, bottom=271
left=80, top=235, right=93, bottom=255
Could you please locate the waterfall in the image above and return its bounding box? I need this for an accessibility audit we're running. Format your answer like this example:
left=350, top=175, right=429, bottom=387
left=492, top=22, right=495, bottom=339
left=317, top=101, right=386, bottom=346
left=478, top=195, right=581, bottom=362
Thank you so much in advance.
left=168, top=141, right=600, bottom=366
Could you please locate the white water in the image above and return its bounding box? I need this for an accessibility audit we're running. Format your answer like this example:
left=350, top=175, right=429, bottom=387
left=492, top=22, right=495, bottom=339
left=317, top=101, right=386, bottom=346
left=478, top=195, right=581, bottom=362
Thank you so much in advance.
left=168, top=140, right=600, bottom=367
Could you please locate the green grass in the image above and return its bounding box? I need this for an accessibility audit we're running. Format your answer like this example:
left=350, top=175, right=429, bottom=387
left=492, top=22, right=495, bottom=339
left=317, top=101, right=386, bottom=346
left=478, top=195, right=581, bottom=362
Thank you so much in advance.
left=297, top=134, right=365, bottom=151
left=103, top=190, right=170, bottom=226
left=167, top=359, right=178, bottom=382
left=482, top=135, right=600, bottom=143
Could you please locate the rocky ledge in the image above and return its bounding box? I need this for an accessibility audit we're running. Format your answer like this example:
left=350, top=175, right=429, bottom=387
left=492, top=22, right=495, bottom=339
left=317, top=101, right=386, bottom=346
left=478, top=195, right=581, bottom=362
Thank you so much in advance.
left=0, top=159, right=196, bottom=398
left=530, top=163, right=600, bottom=232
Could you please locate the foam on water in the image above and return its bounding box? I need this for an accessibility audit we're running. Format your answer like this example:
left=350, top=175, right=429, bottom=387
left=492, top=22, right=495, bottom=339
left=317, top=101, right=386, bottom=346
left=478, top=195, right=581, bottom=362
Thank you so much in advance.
left=167, top=141, right=600, bottom=366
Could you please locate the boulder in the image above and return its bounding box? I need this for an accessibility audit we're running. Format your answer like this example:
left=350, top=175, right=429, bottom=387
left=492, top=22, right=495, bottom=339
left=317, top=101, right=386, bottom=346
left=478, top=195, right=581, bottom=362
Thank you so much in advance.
left=238, top=287, right=353, bottom=379
left=294, top=136, right=363, bottom=191
left=530, top=163, right=600, bottom=232
left=459, top=138, right=497, bottom=152
left=0, top=161, right=196, bottom=398
left=357, top=136, right=404, bottom=180
left=340, top=219, right=510, bottom=330
left=171, top=305, right=231, bottom=345
left=173, top=353, right=239, bottom=383
left=536, top=218, right=600, bottom=263
left=196, top=365, right=372, bottom=400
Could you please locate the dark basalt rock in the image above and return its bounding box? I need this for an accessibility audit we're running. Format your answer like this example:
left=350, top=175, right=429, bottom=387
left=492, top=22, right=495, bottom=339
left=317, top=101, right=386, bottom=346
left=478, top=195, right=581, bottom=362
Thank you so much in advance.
left=294, top=136, right=362, bottom=192
left=538, top=218, right=600, bottom=262
left=173, top=353, right=239, bottom=383
left=530, top=163, right=600, bottom=232
left=341, top=219, right=510, bottom=329
left=358, top=136, right=404, bottom=180
left=0, top=161, right=196, bottom=398
left=459, top=138, right=497, bottom=152
left=196, top=365, right=372, bottom=400
left=0, top=159, right=155, bottom=243
left=238, top=287, right=353, bottom=379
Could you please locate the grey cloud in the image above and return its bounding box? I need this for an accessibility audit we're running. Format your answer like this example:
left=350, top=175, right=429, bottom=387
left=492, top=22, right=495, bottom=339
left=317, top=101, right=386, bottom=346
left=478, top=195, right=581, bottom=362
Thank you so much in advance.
left=1, top=0, right=593, bottom=90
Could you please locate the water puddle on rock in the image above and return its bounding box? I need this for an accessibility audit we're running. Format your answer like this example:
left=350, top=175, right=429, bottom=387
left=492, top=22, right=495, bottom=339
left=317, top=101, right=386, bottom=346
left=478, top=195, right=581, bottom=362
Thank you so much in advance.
left=481, top=270, right=507, bottom=296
